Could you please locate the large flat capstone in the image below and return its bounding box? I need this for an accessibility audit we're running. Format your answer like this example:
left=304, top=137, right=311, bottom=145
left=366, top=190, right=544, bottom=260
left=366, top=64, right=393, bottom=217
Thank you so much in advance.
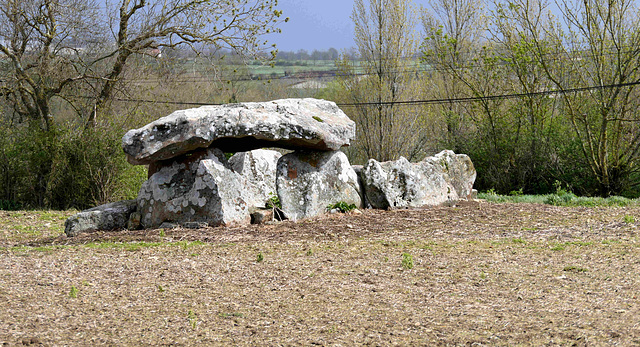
left=122, top=98, right=356, bottom=165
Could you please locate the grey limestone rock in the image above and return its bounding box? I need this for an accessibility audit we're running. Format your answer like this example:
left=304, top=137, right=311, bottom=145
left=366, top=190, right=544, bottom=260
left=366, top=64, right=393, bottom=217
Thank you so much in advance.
left=65, top=199, right=137, bottom=237
left=137, top=148, right=251, bottom=228
left=360, top=150, right=477, bottom=209
left=229, top=149, right=282, bottom=208
left=426, top=150, right=477, bottom=199
left=122, top=98, right=356, bottom=165
left=361, top=156, right=458, bottom=209
left=276, top=150, right=362, bottom=221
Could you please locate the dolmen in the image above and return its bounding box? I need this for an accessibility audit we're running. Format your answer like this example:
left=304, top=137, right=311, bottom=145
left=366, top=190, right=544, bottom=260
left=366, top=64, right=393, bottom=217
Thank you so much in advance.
left=65, top=98, right=477, bottom=236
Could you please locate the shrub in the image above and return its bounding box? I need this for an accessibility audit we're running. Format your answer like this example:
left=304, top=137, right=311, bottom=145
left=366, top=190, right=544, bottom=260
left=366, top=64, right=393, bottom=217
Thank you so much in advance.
left=327, top=201, right=357, bottom=213
left=266, top=192, right=281, bottom=209
left=0, top=115, right=147, bottom=210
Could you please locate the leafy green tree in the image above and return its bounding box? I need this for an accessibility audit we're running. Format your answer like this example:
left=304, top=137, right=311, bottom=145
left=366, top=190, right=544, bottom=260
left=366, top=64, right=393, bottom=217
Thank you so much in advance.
left=421, top=0, right=484, bottom=152
left=0, top=0, right=287, bottom=208
left=500, top=0, right=640, bottom=195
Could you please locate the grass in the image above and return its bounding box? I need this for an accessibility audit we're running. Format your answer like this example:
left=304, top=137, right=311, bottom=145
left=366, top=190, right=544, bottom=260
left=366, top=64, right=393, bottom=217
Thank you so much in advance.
left=479, top=191, right=640, bottom=207
left=0, top=210, right=74, bottom=245
left=85, top=240, right=206, bottom=251
left=9, top=240, right=207, bottom=253
left=69, top=286, right=79, bottom=298
left=563, top=265, right=589, bottom=273
left=187, top=310, right=197, bottom=330
left=401, top=252, right=414, bottom=270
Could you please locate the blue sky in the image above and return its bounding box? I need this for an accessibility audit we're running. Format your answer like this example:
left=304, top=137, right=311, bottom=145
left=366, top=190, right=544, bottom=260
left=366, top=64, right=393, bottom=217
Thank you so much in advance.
left=271, top=0, right=356, bottom=52
left=271, top=0, right=433, bottom=52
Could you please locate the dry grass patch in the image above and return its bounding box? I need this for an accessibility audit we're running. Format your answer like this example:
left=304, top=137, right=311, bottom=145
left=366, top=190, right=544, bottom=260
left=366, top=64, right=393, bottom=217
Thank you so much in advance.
left=1, top=201, right=639, bottom=345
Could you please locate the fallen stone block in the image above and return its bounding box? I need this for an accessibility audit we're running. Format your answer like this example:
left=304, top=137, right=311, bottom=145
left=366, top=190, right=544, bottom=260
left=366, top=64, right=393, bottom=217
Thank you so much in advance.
left=361, top=156, right=459, bottom=209
left=425, top=150, right=477, bottom=199
left=65, top=200, right=137, bottom=237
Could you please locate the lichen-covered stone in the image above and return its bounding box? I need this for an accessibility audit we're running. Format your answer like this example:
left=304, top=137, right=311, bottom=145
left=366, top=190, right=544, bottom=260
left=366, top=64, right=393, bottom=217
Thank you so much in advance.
left=229, top=149, right=282, bottom=208
left=137, top=148, right=251, bottom=228
left=425, top=150, right=477, bottom=199
left=361, top=157, right=458, bottom=209
left=122, top=98, right=356, bottom=165
left=65, top=200, right=137, bottom=237
left=276, top=150, right=362, bottom=221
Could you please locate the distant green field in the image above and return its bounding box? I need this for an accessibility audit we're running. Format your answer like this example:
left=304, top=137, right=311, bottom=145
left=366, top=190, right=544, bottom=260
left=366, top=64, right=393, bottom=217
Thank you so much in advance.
left=250, top=61, right=337, bottom=77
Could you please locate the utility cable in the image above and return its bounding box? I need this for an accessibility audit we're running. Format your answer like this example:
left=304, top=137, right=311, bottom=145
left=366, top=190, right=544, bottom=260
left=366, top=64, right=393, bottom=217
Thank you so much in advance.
left=104, top=80, right=640, bottom=108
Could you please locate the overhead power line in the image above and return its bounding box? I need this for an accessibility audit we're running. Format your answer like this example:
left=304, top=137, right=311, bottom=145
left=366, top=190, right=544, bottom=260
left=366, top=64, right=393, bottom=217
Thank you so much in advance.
left=107, top=80, right=640, bottom=108
left=337, top=81, right=640, bottom=107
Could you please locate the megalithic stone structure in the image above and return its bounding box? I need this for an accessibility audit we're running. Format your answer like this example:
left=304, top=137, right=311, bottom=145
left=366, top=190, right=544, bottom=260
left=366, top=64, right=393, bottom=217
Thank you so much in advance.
left=64, top=98, right=477, bottom=236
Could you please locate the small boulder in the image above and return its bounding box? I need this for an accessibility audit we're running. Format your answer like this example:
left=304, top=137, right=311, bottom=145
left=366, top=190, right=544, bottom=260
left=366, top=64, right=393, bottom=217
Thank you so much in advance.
left=127, top=212, right=141, bottom=230
left=137, top=148, right=251, bottom=228
left=250, top=208, right=274, bottom=224
left=122, top=98, right=356, bottom=165
left=276, top=150, right=362, bottom=221
left=65, top=200, right=137, bottom=237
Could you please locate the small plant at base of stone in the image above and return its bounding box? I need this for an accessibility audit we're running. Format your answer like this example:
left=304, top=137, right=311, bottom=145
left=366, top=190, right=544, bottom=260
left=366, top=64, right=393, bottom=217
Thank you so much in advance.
left=266, top=192, right=281, bottom=209
left=327, top=201, right=357, bottom=213
left=256, top=252, right=264, bottom=262
left=401, top=253, right=414, bottom=269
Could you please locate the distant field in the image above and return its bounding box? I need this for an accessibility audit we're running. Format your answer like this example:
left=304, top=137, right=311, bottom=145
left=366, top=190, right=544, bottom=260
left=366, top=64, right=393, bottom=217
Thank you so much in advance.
left=1, top=201, right=640, bottom=345
left=250, top=60, right=338, bottom=77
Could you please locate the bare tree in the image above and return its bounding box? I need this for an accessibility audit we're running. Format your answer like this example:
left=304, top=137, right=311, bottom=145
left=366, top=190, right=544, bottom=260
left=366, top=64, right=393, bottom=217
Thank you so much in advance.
left=0, top=0, right=287, bottom=130
left=420, top=0, right=485, bottom=152
left=339, top=0, right=429, bottom=163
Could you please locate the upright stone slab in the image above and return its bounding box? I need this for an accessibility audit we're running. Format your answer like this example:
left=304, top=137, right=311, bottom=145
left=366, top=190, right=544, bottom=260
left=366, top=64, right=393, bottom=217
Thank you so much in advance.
left=276, top=150, right=362, bottom=221
left=137, top=148, right=251, bottom=228
left=361, top=157, right=459, bottom=209
left=229, top=149, right=282, bottom=209
left=426, top=150, right=477, bottom=199
left=122, top=98, right=356, bottom=165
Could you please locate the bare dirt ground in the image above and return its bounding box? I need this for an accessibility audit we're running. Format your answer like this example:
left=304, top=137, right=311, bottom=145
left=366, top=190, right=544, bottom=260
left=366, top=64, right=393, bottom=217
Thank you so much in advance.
left=1, top=201, right=639, bottom=346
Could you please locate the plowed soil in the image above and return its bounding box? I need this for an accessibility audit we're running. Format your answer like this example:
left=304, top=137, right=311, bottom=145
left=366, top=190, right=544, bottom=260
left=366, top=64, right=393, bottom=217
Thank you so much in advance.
left=1, top=201, right=639, bottom=346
